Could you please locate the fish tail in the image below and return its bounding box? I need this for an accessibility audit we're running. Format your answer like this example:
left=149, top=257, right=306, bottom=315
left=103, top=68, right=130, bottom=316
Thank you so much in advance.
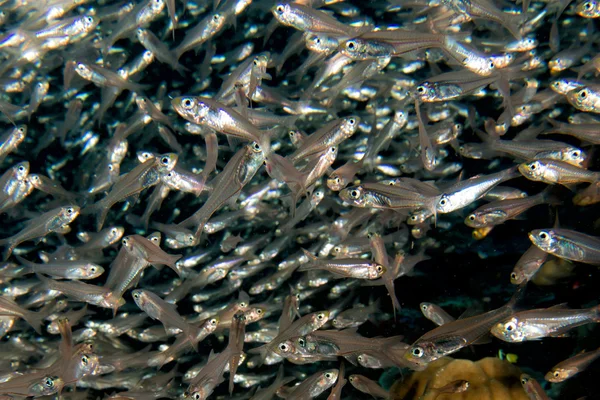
left=1, top=242, right=15, bottom=261
left=23, top=311, right=44, bottom=334
left=384, top=279, right=401, bottom=317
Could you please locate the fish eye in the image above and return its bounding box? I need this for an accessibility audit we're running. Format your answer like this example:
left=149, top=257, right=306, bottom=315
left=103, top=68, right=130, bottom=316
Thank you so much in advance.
left=18, top=127, right=25, bottom=133
left=357, top=355, right=363, bottom=361
left=376, top=265, right=383, bottom=272
left=45, top=378, right=54, bottom=388
left=108, top=164, right=114, bottom=171
left=161, top=156, right=170, bottom=165
left=86, top=16, right=93, bottom=23
left=239, top=302, right=247, bottom=308
left=325, top=372, right=332, bottom=379
left=350, top=190, right=359, bottom=199
left=584, top=2, right=593, bottom=9
left=349, top=376, right=355, bottom=382
left=133, top=292, right=139, bottom=299
left=256, top=308, right=263, bottom=314
left=279, top=343, right=289, bottom=351
left=521, top=377, right=529, bottom=385
left=346, top=40, right=356, bottom=50
left=276, top=5, right=284, bottom=14
left=167, top=172, right=173, bottom=177
left=510, top=272, right=518, bottom=280
left=67, top=207, right=74, bottom=214
left=468, top=214, right=475, bottom=221
left=416, top=85, right=426, bottom=93
left=213, top=14, right=220, bottom=21
left=505, top=321, right=516, bottom=331
left=529, top=162, right=537, bottom=170
left=578, top=89, right=588, bottom=99
left=538, top=232, right=549, bottom=240
left=181, top=98, right=194, bottom=109
left=210, top=318, right=218, bottom=325
left=348, top=118, right=356, bottom=125
left=298, top=338, right=305, bottom=346
left=90, top=266, right=97, bottom=272
left=18, top=165, right=25, bottom=172
left=81, top=355, right=89, bottom=365
left=317, top=312, right=325, bottom=320
left=252, top=142, right=262, bottom=151
left=489, top=61, right=495, bottom=69
left=193, top=393, right=201, bottom=400
left=439, top=198, right=447, bottom=206
left=571, top=150, right=580, bottom=158
left=412, top=347, right=424, bottom=357
left=553, top=371, right=560, bottom=377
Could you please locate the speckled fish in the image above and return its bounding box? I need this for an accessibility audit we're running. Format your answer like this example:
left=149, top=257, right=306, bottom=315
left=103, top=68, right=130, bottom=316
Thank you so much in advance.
left=0, top=205, right=80, bottom=260
left=465, top=188, right=559, bottom=228
left=276, top=368, right=338, bottom=400
left=84, top=153, right=177, bottom=231
left=545, top=346, right=600, bottom=382
left=519, top=159, right=600, bottom=186
left=528, top=228, right=600, bottom=265
left=520, top=373, right=550, bottom=400
left=404, top=285, right=525, bottom=368
left=299, top=249, right=386, bottom=279
left=491, top=304, right=600, bottom=342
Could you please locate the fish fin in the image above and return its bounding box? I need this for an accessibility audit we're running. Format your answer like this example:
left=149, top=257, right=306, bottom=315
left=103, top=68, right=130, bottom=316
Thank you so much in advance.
left=23, top=311, right=44, bottom=334
left=507, top=282, right=527, bottom=310
left=383, top=278, right=401, bottom=317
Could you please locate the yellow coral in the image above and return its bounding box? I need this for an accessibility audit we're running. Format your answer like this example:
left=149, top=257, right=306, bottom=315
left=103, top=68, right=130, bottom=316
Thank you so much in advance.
left=390, top=357, right=529, bottom=400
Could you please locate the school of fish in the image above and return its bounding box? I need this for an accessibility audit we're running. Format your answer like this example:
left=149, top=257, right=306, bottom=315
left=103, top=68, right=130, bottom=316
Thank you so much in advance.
left=0, top=0, right=599, bottom=398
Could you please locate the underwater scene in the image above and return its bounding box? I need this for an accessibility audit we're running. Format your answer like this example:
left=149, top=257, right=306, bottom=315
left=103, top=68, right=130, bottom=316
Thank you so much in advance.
left=1, top=0, right=600, bottom=398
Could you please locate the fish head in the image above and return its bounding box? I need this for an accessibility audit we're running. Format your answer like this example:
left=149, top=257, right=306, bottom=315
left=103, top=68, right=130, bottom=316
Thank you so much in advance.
left=490, top=317, right=525, bottom=342
left=518, top=160, right=544, bottom=180
left=340, top=38, right=394, bottom=61
left=135, top=27, right=147, bottom=42
left=404, top=341, right=437, bottom=368
left=545, top=367, right=574, bottom=383
left=83, top=264, right=104, bottom=279
left=370, top=263, right=386, bottom=279
left=272, top=3, right=295, bottom=26
left=82, top=15, right=98, bottom=32
left=327, top=173, right=347, bottom=191
left=339, top=186, right=367, bottom=207
left=576, top=0, right=600, bottom=17
left=14, top=162, right=30, bottom=180
left=567, top=87, right=593, bottom=110
left=74, top=62, right=92, bottom=79
left=528, top=229, right=557, bottom=253
left=72, top=353, right=99, bottom=380
left=106, top=226, right=125, bottom=245
left=563, top=147, right=587, bottom=167
left=156, top=153, right=179, bottom=173
left=172, top=96, right=204, bottom=123
left=149, top=0, right=165, bottom=13
left=244, top=306, right=267, bottom=323
left=305, top=33, right=338, bottom=53
left=208, top=12, right=226, bottom=30
left=414, top=82, right=437, bottom=102
left=29, top=375, right=63, bottom=396
left=59, top=205, right=81, bottom=223
left=131, top=289, right=144, bottom=306
left=274, top=339, right=296, bottom=356
left=320, top=369, right=339, bottom=387
left=341, top=116, right=360, bottom=136
left=436, top=194, right=453, bottom=213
